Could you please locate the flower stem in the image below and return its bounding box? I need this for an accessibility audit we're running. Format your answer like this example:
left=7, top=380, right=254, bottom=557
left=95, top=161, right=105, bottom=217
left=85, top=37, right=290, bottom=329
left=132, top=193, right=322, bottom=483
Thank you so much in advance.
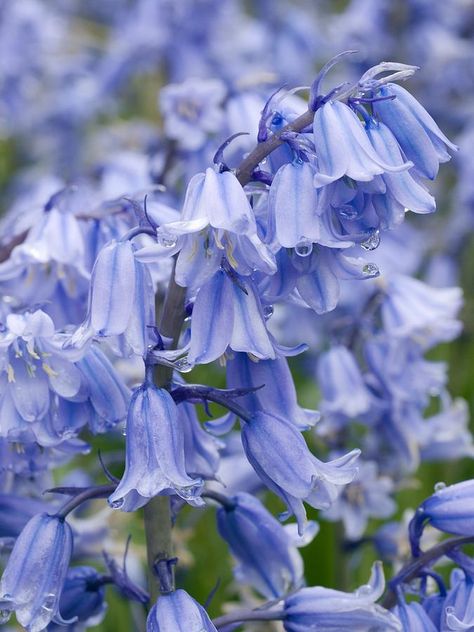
left=144, top=265, right=186, bottom=604
left=213, top=608, right=285, bottom=628
left=381, top=534, right=474, bottom=609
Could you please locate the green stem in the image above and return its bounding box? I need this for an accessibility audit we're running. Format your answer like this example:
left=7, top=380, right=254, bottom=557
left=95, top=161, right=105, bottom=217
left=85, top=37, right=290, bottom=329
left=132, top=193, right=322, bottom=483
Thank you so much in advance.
left=144, top=266, right=186, bottom=604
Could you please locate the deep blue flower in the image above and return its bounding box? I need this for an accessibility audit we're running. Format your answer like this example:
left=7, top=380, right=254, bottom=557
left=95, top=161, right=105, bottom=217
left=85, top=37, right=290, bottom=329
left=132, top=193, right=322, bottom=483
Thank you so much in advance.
left=47, top=566, right=107, bottom=631
left=0, top=513, right=73, bottom=631
left=216, top=492, right=316, bottom=598
left=409, top=480, right=474, bottom=556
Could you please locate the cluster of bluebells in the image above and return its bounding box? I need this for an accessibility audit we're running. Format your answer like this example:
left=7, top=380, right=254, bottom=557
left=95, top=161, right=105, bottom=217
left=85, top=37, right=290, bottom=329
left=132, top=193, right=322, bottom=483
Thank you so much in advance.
left=0, top=1, right=473, bottom=631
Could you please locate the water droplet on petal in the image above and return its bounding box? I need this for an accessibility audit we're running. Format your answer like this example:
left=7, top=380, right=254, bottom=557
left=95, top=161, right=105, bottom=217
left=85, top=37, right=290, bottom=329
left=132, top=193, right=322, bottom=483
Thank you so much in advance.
left=434, top=481, right=446, bottom=492
left=158, top=232, right=177, bottom=248
left=174, top=358, right=193, bottom=373
left=355, top=584, right=372, bottom=596
left=263, top=304, right=274, bottom=320
left=41, top=593, right=56, bottom=613
left=362, top=263, right=380, bottom=277
left=361, top=230, right=380, bottom=251
left=295, top=239, right=313, bottom=257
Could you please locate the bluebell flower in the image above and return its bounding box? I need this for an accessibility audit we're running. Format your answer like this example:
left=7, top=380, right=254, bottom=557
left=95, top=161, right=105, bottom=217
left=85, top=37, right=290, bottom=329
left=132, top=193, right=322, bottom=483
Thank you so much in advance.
left=267, top=160, right=322, bottom=249
left=216, top=492, right=316, bottom=598
left=442, top=568, right=474, bottom=631
left=373, top=83, right=458, bottom=180
left=241, top=411, right=360, bottom=533
left=0, top=494, right=48, bottom=538
left=179, top=401, right=222, bottom=480
left=146, top=589, right=217, bottom=632
left=420, top=398, right=474, bottom=463
left=160, top=78, right=226, bottom=151
left=322, top=460, right=396, bottom=541
left=47, top=566, right=107, bottom=631
left=312, top=100, right=411, bottom=187
left=188, top=270, right=276, bottom=365
left=226, top=353, right=319, bottom=431
left=381, top=275, right=463, bottom=348
left=0, top=309, right=129, bottom=445
left=108, top=382, right=203, bottom=511
left=283, top=562, right=401, bottom=630
left=0, top=513, right=73, bottom=631
left=71, top=238, right=155, bottom=357
left=366, top=119, right=436, bottom=216
left=409, top=480, right=474, bottom=555
left=317, top=345, right=371, bottom=419
left=395, top=599, right=437, bottom=631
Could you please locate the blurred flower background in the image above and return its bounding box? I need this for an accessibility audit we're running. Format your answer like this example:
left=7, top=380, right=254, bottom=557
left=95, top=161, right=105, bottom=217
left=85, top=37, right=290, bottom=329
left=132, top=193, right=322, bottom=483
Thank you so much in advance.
left=0, top=0, right=473, bottom=630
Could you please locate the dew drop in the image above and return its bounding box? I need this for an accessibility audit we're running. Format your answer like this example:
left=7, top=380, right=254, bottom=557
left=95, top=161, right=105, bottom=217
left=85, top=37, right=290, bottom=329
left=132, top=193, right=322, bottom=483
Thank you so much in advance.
left=355, top=584, right=372, bottom=596
left=174, top=358, right=193, bottom=373
left=434, top=481, right=446, bottom=492
left=362, top=263, right=380, bottom=278
left=263, top=304, right=274, bottom=320
left=41, top=593, right=56, bottom=613
left=361, top=230, right=380, bottom=251
left=158, top=232, right=177, bottom=248
left=295, top=239, right=313, bottom=257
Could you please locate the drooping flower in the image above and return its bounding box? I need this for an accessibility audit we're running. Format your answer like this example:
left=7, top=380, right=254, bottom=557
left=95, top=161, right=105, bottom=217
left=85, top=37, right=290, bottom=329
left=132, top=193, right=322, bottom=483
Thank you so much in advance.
left=409, top=480, right=474, bottom=556
left=241, top=411, right=360, bottom=533
left=283, top=562, right=401, bottom=631
left=216, top=492, right=317, bottom=598
left=373, top=82, right=458, bottom=180
left=0, top=513, right=73, bottom=631
left=108, top=381, right=203, bottom=511
left=312, top=100, right=411, bottom=187
left=146, top=589, right=217, bottom=632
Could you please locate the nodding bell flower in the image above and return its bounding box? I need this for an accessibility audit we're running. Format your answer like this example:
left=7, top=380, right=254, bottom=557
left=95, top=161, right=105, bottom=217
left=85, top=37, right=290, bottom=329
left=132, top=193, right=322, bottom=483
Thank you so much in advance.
left=241, top=411, right=360, bottom=534
left=283, top=562, right=401, bottom=631
left=312, top=100, right=411, bottom=187
left=409, top=480, right=474, bottom=556
left=0, top=513, right=73, bottom=632
left=188, top=269, right=277, bottom=365
left=71, top=238, right=155, bottom=357
left=317, top=345, right=372, bottom=419
left=226, top=352, right=319, bottom=431
left=47, top=566, right=107, bottom=631
left=146, top=589, right=217, bottom=632
left=108, top=381, right=203, bottom=511
left=157, top=168, right=275, bottom=290
left=380, top=275, right=462, bottom=348
left=267, top=160, right=321, bottom=249
left=216, top=492, right=317, bottom=598
left=365, top=119, right=436, bottom=216
left=373, top=83, right=458, bottom=180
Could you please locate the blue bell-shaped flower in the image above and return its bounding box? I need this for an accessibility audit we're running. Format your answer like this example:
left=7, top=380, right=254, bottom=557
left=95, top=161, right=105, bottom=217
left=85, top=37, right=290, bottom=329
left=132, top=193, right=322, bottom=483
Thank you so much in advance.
left=108, top=382, right=203, bottom=511
left=146, top=589, right=217, bottom=631
left=0, top=513, right=73, bottom=631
